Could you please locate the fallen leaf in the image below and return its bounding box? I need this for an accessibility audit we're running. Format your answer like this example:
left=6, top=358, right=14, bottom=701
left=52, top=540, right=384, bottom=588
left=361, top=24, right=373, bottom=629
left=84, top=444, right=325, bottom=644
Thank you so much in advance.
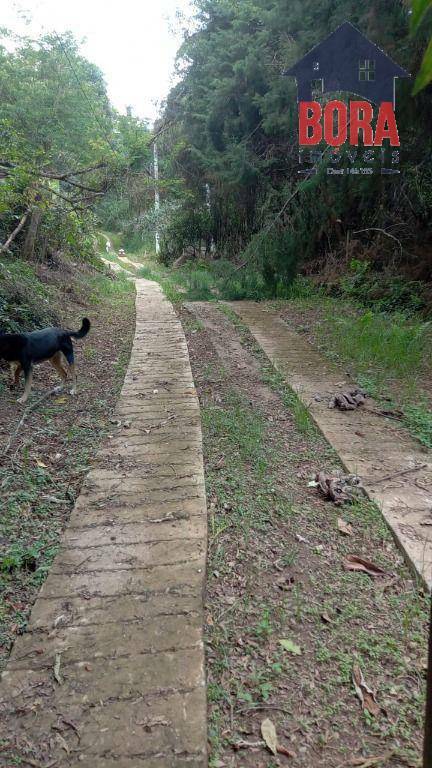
left=60, top=717, right=80, bottom=741
left=53, top=614, right=69, bottom=629
left=275, top=575, right=294, bottom=591
left=261, top=718, right=278, bottom=756
left=55, top=396, right=68, bottom=404
left=137, top=716, right=170, bottom=730
left=338, top=518, right=354, bottom=536
left=232, top=740, right=263, bottom=751
left=321, top=612, right=332, bottom=624
left=55, top=733, right=70, bottom=754
left=215, top=455, right=226, bottom=470
left=343, top=555, right=387, bottom=578
left=348, top=752, right=394, bottom=767
left=352, top=664, right=381, bottom=717
left=279, top=639, right=302, bottom=655
left=53, top=652, right=63, bottom=685
left=35, top=458, right=47, bottom=468
left=277, top=744, right=297, bottom=758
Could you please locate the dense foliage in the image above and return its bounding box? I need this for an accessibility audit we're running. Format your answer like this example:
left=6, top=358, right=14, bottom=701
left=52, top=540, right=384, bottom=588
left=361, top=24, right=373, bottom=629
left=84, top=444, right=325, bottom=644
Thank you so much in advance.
left=0, top=29, right=151, bottom=263
left=160, top=0, right=432, bottom=293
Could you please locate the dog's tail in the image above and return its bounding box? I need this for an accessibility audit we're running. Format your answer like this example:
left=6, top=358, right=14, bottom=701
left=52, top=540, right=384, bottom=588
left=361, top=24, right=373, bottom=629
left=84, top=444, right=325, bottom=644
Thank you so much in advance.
left=69, top=318, right=91, bottom=340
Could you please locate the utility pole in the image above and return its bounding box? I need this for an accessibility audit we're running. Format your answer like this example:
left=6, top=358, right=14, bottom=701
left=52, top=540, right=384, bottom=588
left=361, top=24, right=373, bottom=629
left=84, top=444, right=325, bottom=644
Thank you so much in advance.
left=205, top=183, right=216, bottom=254
left=424, top=595, right=432, bottom=767
left=154, top=141, right=160, bottom=255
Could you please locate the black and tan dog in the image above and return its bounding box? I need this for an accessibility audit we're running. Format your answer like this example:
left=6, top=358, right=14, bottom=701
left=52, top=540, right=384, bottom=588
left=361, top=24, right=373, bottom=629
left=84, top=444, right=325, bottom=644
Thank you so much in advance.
left=0, top=318, right=90, bottom=404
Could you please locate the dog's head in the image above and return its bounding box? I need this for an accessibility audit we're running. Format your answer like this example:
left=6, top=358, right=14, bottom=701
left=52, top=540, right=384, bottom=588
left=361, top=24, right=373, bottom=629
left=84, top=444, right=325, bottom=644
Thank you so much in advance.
left=0, top=332, right=23, bottom=360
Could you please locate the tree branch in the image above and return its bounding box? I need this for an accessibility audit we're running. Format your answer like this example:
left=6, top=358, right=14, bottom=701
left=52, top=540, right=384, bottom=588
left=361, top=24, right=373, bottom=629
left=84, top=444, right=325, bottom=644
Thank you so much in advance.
left=0, top=212, right=29, bottom=254
left=352, top=228, right=403, bottom=255
left=40, top=162, right=107, bottom=179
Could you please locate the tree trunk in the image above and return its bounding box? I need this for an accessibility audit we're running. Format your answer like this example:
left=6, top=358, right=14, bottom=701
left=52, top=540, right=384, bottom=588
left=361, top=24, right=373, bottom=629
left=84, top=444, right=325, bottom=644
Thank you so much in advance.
left=22, top=208, right=42, bottom=260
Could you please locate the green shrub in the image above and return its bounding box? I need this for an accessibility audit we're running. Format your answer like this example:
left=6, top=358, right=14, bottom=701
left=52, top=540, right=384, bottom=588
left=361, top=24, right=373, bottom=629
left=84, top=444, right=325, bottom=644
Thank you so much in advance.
left=0, top=259, right=58, bottom=332
left=325, top=308, right=431, bottom=379
left=340, top=261, right=425, bottom=314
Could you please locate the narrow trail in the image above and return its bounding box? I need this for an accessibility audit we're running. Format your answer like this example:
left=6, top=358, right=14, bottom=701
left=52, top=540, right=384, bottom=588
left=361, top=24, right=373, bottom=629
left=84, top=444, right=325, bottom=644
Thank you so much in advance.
left=0, top=280, right=208, bottom=768
left=229, top=301, right=432, bottom=589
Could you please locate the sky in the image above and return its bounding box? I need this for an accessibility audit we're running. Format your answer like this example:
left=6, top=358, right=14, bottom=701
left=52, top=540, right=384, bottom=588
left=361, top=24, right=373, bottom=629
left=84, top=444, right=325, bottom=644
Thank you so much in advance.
left=2, top=0, right=194, bottom=124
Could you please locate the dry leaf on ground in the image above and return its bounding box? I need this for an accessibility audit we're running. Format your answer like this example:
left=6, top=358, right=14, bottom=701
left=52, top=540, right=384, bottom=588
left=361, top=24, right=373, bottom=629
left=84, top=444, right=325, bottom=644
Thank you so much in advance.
left=343, top=555, right=387, bottom=578
left=55, top=733, right=70, bottom=754
left=338, top=518, right=354, bottom=536
left=261, top=718, right=278, bottom=755
left=328, top=388, right=367, bottom=411
left=277, top=744, right=297, bottom=758
left=279, top=638, right=302, bottom=655
left=352, top=665, right=381, bottom=717
left=53, top=652, right=63, bottom=685
left=232, top=740, right=263, bottom=751
left=314, top=471, right=366, bottom=505
left=347, top=752, right=394, bottom=767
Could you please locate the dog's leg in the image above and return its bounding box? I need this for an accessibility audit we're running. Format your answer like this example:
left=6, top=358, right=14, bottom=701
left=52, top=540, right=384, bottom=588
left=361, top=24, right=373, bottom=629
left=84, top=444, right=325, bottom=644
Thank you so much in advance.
left=9, top=363, right=22, bottom=389
left=69, top=363, right=77, bottom=395
left=61, top=343, right=77, bottom=395
left=50, top=352, right=68, bottom=385
left=17, top=366, right=33, bottom=405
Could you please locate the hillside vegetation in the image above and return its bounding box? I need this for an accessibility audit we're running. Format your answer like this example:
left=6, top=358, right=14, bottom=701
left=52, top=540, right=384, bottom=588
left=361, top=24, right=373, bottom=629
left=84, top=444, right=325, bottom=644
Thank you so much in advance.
left=156, top=0, right=432, bottom=299
left=0, top=27, right=151, bottom=330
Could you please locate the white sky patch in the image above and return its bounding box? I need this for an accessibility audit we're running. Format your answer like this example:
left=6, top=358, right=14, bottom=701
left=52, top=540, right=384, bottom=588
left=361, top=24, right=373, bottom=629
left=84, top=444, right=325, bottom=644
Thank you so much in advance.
left=2, top=0, right=194, bottom=124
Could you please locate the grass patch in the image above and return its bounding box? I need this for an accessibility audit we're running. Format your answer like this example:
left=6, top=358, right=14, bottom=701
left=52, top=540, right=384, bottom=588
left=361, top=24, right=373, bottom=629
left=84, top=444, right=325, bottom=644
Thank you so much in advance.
left=323, top=308, right=431, bottom=382
left=280, top=294, right=432, bottom=449
left=202, top=391, right=277, bottom=546
left=89, top=268, right=135, bottom=308
left=136, top=255, right=301, bottom=304
left=185, top=305, right=428, bottom=766
left=402, top=402, right=432, bottom=449
left=219, top=303, right=321, bottom=440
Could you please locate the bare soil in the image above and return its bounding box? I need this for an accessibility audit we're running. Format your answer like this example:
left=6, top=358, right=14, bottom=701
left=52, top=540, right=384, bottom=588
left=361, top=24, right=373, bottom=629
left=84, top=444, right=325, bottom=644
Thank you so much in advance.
left=181, top=302, right=428, bottom=768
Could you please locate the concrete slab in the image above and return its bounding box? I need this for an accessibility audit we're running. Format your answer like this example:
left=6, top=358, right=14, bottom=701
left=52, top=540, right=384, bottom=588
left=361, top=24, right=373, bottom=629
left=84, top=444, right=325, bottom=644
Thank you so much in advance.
left=0, top=280, right=208, bottom=767
left=229, top=300, right=432, bottom=589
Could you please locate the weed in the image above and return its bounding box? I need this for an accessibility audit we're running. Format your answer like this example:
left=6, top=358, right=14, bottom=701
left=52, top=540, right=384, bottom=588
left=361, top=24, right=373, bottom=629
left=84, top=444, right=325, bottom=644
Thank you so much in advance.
left=254, top=608, right=273, bottom=638
left=0, top=257, right=58, bottom=331
left=282, top=297, right=432, bottom=448
left=182, top=317, right=204, bottom=333
left=189, top=303, right=428, bottom=766
left=402, top=402, right=432, bottom=449
left=324, top=308, right=430, bottom=380
left=0, top=543, right=42, bottom=573
left=89, top=270, right=134, bottom=306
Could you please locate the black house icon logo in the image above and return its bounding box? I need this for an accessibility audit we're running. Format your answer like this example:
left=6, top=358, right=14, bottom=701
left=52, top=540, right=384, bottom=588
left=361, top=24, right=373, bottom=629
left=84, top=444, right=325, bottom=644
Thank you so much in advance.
left=284, top=22, right=409, bottom=108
